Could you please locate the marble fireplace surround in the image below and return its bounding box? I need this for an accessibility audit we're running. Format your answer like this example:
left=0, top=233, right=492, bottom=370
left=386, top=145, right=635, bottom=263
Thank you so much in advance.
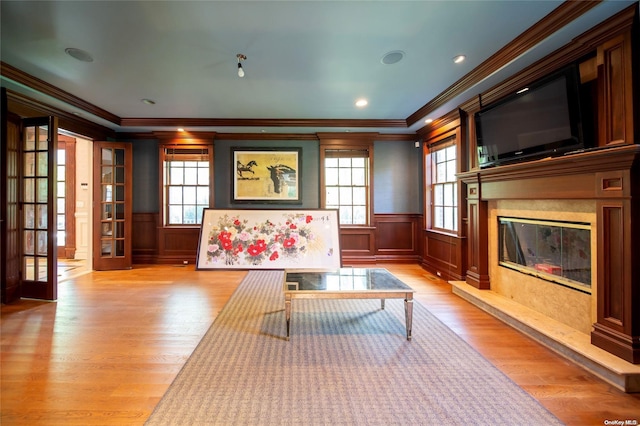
left=456, top=144, right=640, bottom=392
left=489, top=200, right=596, bottom=334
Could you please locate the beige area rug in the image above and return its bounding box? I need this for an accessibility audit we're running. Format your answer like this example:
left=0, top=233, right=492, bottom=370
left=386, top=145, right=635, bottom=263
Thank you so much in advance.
left=146, top=270, right=563, bottom=425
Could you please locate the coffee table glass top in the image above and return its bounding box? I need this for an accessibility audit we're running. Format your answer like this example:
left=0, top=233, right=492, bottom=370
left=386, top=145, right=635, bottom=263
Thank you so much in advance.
left=284, top=268, right=414, bottom=292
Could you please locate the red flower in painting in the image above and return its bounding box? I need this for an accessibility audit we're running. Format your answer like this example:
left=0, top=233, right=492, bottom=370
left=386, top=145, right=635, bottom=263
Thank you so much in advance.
left=218, top=231, right=234, bottom=250
left=247, top=240, right=267, bottom=256
left=206, top=213, right=318, bottom=266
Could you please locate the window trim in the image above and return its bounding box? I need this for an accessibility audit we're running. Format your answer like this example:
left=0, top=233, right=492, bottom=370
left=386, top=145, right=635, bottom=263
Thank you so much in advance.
left=158, top=139, right=214, bottom=228
left=424, top=127, right=463, bottom=236
left=319, top=138, right=373, bottom=227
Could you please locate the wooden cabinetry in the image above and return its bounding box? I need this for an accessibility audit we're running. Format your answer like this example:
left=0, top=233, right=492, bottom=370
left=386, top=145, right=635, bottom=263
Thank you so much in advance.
left=458, top=8, right=639, bottom=362
left=597, top=32, right=635, bottom=146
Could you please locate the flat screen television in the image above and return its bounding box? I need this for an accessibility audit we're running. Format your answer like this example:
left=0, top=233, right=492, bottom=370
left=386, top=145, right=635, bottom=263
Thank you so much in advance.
left=475, top=65, right=585, bottom=168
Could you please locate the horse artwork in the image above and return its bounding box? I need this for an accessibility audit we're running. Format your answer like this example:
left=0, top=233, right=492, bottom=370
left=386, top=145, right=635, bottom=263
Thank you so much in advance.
left=267, top=164, right=296, bottom=194
left=232, top=148, right=301, bottom=203
left=236, top=160, right=258, bottom=179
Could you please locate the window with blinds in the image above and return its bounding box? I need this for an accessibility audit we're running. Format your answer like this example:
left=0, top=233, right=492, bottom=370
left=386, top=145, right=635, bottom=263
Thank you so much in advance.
left=324, top=149, right=370, bottom=225
left=162, top=147, right=211, bottom=225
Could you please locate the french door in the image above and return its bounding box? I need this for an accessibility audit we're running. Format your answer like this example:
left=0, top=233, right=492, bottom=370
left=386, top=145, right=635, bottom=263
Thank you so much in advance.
left=20, top=117, right=58, bottom=300
left=92, top=142, right=132, bottom=270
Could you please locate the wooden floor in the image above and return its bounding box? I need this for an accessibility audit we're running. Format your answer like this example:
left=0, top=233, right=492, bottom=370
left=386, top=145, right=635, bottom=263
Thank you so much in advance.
left=1, top=264, right=639, bottom=425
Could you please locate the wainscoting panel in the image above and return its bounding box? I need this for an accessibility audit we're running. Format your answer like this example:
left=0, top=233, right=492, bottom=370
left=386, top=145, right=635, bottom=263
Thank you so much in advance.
left=157, top=226, right=200, bottom=265
left=374, top=214, right=421, bottom=263
left=421, top=230, right=465, bottom=282
left=340, top=227, right=376, bottom=264
left=132, top=213, right=158, bottom=263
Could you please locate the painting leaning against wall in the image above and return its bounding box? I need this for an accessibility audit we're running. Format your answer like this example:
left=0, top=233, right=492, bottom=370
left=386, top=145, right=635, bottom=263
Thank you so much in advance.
left=232, top=148, right=301, bottom=203
left=196, top=209, right=341, bottom=270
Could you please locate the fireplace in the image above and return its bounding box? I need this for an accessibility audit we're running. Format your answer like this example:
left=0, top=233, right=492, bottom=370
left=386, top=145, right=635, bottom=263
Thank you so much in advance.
left=487, top=200, right=596, bottom=334
left=498, top=217, right=591, bottom=293
left=459, top=144, right=640, bottom=364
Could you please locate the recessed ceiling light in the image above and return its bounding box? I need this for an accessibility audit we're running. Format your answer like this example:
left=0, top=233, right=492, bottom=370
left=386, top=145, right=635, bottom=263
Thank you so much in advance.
left=453, top=55, right=466, bottom=64
left=425, top=118, right=433, bottom=124
left=355, top=99, right=368, bottom=107
left=141, top=99, right=156, bottom=105
left=177, top=128, right=185, bottom=132
left=516, top=87, right=530, bottom=94
left=65, top=47, right=94, bottom=63
left=381, top=50, right=405, bottom=65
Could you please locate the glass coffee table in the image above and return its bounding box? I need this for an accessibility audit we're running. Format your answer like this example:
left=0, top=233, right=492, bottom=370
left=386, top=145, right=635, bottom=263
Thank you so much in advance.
left=283, top=268, right=415, bottom=340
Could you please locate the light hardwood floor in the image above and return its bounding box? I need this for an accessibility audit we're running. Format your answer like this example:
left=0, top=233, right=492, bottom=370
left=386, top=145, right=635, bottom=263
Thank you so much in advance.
left=1, top=264, right=639, bottom=425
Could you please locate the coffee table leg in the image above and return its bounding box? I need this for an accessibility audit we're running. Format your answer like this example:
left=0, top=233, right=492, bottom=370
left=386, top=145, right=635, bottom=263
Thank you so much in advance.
left=285, top=295, right=291, bottom=341
left=405, top=294, right=413, bottom=341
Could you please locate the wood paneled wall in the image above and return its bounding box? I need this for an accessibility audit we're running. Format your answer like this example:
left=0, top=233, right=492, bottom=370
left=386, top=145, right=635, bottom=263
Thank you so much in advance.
left=133, top=213, right=424, bottom=265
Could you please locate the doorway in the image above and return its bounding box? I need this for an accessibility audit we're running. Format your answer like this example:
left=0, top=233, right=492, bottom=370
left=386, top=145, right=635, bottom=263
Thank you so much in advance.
left=56, top=131, right=93, bottom=281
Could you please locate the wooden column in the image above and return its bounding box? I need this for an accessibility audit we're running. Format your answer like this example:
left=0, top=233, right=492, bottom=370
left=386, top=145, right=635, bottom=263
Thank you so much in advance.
left=461, top=175, right=490, bottom=289
left=591, top=168, right=640, bottom=363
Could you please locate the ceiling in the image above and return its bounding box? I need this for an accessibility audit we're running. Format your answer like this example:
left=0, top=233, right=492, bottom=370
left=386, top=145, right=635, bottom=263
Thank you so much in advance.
left=0, top=1, right=635, bottom=136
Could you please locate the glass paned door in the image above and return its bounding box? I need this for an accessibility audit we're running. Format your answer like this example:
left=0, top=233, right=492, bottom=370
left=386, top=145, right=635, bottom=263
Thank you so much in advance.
left=21, top=117, right=58, bottom=300
left=93, top=142, right=132, bottom=270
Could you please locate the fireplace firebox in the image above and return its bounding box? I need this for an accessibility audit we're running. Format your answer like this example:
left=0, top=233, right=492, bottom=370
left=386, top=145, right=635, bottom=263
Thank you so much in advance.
left=498, top=217, right=591, bottom=293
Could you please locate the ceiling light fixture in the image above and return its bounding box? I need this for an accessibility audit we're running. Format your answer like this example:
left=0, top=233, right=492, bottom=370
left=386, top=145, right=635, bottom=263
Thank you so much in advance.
left=355, top=99, right=368, bottom=107
left=453, top=55, right=466, bottom=64
left=424, top=118, right=433, bottom=124
left=237, top=54, right=246, bottom=77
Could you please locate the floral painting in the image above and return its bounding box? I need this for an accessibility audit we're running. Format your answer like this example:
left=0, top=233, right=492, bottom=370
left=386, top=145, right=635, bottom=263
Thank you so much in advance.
left=232, top=148, right=301, bottom=203
left=196, top=209, right=341, bottom=270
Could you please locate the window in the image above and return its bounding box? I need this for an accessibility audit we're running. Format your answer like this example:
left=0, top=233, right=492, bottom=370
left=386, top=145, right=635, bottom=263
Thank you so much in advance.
left=430, top=140, right=457, bottom=232
left=162, top=146, right=212, bottom=225
left=323, top=148, right=370, bottom=225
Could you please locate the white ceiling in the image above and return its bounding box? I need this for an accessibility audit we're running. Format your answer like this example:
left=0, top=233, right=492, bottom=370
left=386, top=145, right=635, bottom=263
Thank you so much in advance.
left=0, top=1, right=635, bottom=135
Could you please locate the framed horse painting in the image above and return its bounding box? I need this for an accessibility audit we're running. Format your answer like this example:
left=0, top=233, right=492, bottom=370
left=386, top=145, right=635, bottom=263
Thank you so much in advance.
left=231, top=147, right=301, bottom=203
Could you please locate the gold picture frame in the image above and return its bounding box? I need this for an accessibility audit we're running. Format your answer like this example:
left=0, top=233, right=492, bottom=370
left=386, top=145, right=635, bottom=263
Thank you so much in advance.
left=232, top=147, right=301, bottom=203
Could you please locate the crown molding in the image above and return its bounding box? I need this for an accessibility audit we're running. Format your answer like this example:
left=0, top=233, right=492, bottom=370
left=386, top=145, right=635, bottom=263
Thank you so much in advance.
left=406, top=0, right=601, bottom=127
left=1, top=61, right=121, bottom=125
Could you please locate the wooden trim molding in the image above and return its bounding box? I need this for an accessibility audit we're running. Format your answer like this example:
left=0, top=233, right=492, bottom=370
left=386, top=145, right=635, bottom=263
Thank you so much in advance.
left=1, top=62, right=120, bottom=125
left=407, top=1, right=602, bottom=127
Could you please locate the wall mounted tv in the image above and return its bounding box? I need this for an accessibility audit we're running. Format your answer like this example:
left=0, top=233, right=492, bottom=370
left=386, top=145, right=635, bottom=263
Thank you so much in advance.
left=475, top=65, right=585, bottom=168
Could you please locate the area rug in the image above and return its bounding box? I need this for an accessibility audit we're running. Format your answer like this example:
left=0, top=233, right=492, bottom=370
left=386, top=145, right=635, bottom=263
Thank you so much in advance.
left=146, top=270, right=563, bottom=425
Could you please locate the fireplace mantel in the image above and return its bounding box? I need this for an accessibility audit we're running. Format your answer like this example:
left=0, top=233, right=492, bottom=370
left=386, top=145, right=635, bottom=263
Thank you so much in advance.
left=458, top=144, right=640, bottom=200
left=458, top=144, right=640, bottom=363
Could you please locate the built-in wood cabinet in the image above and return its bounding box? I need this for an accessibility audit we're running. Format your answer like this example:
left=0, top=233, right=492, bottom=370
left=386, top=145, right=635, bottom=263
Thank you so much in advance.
left=456, top=8, right=639, bottom=362
left=597, top=32, right=635, bottom=147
